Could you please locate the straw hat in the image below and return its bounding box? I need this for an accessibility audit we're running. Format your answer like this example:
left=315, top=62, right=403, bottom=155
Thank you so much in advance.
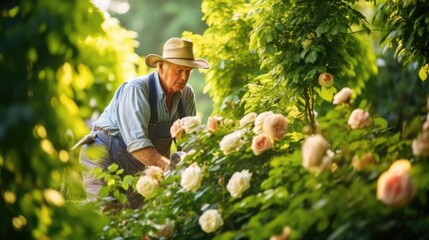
left=145, top=38, right=210, bottom=69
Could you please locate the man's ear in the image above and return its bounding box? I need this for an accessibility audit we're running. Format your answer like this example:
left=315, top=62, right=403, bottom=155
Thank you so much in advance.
left=159, top=62, right=166, bottom=73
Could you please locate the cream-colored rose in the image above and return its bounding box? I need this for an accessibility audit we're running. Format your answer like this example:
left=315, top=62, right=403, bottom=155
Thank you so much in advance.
left=170, top=119, right=184, bottom=139
left=270, top=226, right=292, bottom=240
left=156, top=220, right=174, bottom=238
left=251, top=133, right=274, bottom=156
left=302, top=134, right=333, bottom=173
left=352, top=152, right=374, bottom=171
left=348, top=109, right=373, bottom=129
left=181, top=116, right=201, bottom=134
left=239, top=112, right=257, bottom=127
left=377, top=159, right=414, bottom=207
left=226, top=170, right=252, bottom=198
left=180, top=164, right=203, bottom=192
left=198, top=209, right=224, bottom=233
left=207, top=116, right=221, bottom=133
left=333, top=87, right=353, bottom=105
left=43, top=189, right=65, bottom=207
left=219, top=130, right=245, bottom=155
left=412, top=119, right=429, bottom=157
left=144, top=166, right=164, bottom=181
left=253, top=111, right=274, bottom=134
left=263, top=114, right=288, bottom=140
left=318, top=72, right=334, bottom=87
left=136, top=175, right=159, bottom=199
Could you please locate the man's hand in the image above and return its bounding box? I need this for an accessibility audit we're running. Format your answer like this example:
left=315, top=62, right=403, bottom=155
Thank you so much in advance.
left=132, top=147, right=169, bottom=171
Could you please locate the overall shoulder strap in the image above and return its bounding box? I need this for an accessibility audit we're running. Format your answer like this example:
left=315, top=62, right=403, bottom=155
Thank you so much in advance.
left=148, top=73, right=158, bottom=128
left=177, top=98, right=185, bottom=119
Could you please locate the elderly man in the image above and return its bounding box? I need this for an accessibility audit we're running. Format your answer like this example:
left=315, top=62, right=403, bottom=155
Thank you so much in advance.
left=74, top=38, right=209, bottom=209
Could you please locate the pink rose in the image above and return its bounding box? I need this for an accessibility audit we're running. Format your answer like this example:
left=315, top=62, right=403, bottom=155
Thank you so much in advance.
left=262, top=114, right=288, bottom=140
left=377, top=159, right=414, bottom=207
left=318, top=72, right=334, bottom=87
left=251, top=133, right=274, bottom=156
left=347, top=109, right=373, bottom=129
left=170, top=119, right=184, bottom=139
left=144, top=166, right=164, bottom=181
left=333, top=87, right=353, bottom=104
left=207, top=116, right=221, bottom=133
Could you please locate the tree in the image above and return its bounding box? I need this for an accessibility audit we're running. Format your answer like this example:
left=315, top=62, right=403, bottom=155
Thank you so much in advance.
left=0, top=0, right=142, bottom=238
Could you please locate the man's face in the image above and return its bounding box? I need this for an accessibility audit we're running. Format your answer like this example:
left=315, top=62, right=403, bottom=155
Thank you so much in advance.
left=159, top=62, right=193, bottom=93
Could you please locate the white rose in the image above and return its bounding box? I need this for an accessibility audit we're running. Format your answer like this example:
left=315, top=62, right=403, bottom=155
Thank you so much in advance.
left=198, top=209, right=224, bottom=233
left=227, top=170, right=252, bottom=198
left=136, top=175, right=159, bottom=199
left=347, top=109, right=373, bottom=129
left=239, top=112, right=257, bottom=127
left=219, top=130, right=245, bottom=155
left=262, top=113, right=288, bottom=140
left=333, top=87, right=353, bottom=104
left=181, top=164, right=203, bottom=192
left=377, top=159, right=414, bottom=207
left=181, top=116, right=201, bottom=134
left=170, top=119, right=184, bottom=139
left=302, top=134, right=333, bottom=173
left=253, top=111, right=274, bottom=134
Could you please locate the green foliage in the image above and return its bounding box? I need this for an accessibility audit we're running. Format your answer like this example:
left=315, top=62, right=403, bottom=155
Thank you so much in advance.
left=248, top=0, right=376, bottom=126
left=375, top=0, right=429, bottom=67
left=183, top=0, right=262, bottom=119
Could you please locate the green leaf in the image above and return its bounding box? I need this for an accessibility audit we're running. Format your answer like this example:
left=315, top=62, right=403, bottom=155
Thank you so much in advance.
left=305, top=50, right=318, bottom=63
left=418, top=64, right=428, bottom=81
left=108, top=164, right=119, bottom=173
left=315, top=86, right=336, bottom=102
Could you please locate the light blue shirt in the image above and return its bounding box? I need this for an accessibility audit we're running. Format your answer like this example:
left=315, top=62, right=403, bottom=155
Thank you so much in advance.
left=93, top=72, right=196, bottom=153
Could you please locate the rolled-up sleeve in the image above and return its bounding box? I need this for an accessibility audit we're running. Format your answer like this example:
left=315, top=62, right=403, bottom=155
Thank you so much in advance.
left=116, top=85, right=153, bottom=153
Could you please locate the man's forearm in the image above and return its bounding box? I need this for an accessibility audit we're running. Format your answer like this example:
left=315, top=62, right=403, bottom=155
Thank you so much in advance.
left=131, top=147, right=169, bottom=171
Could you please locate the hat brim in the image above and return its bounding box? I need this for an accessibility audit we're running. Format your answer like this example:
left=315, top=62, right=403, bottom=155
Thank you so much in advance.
left=145, top=54, right=210, bottom=69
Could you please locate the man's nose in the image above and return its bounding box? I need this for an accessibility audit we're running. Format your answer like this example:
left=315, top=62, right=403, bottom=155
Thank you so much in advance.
left=181, top=70, right=191, bottom=79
